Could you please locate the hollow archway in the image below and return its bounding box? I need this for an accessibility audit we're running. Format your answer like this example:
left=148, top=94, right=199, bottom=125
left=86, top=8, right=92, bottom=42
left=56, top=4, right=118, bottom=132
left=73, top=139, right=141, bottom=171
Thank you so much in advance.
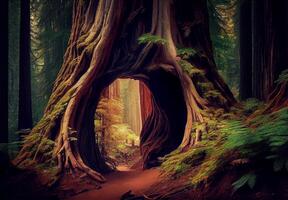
left=93, top=71, right=187, bottom=170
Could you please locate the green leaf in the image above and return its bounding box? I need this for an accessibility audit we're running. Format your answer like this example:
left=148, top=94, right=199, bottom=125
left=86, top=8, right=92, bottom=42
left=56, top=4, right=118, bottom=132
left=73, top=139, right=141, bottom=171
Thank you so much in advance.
left=176, top=47, right=197, bottom=59
left=232, top=174, right=250, bottom=191
left=275, top=69, right=288, bottom=84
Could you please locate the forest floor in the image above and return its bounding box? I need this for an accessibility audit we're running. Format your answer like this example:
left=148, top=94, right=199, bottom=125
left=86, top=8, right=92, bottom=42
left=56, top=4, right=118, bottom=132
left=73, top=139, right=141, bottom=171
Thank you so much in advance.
left=67, top=165, right=161, bottom=200
left=0, top=149, right=162, bottom=200
left=58, top=149, right=162, bottom=200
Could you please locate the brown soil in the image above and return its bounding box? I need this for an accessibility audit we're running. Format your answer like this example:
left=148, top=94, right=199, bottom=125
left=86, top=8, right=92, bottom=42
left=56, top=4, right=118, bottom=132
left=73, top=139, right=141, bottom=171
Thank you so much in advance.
left=66, top=165, right=161, bottom=200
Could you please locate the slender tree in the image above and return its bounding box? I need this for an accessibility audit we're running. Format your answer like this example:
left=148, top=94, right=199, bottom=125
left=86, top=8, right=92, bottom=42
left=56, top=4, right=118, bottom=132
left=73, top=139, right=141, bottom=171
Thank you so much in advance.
left=139, top=81, right=152, bottom=125
left=239, top=0, right=252, bottom=100
left=260, top=0, right=288, bottom=112
left=240, top=0, right=288, bottom=101
left=251, top=0, right=273, bottom=100
left=18, top=0, right=33, bottom=130
left=270, top=0, right=288, bottom=81
left=0, top=0, right=9, bottom=143
left=15, top=0, right=235, bottom=183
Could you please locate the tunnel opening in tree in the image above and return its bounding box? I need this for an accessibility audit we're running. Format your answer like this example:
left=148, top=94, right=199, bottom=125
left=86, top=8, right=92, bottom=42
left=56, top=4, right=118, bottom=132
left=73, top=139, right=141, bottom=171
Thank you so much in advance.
left=93, top=71, right=188, bottom=170
left=95, top=78, right=152, bottom=169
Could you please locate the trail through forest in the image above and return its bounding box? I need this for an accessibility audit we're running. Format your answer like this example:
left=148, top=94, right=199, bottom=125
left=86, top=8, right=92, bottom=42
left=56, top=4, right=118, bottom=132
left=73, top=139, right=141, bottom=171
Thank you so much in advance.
left=68, top=164, right=161, bottom=200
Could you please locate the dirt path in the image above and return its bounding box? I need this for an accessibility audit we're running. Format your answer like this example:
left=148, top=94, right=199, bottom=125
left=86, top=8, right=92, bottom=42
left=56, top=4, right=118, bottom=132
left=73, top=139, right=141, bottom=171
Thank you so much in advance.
left=67, top=165, right=161, bottom=200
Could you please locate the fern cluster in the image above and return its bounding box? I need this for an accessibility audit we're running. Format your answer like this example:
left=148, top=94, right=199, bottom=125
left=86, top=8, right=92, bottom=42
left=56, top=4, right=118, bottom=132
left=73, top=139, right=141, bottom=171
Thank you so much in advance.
left=176, top=47, right=197, bottom=59
left=242, top=98, right=264, bottom=115
left=161, top=108, right=288, bottom=193
left=137, top=33, right=167, bottom=45
left=275, top=69, right=288, bottom=84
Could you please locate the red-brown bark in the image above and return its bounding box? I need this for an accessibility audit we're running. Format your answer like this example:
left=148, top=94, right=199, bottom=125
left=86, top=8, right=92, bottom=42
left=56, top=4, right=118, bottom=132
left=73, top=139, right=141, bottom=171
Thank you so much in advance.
left=139, top=81, right=152, bottom=126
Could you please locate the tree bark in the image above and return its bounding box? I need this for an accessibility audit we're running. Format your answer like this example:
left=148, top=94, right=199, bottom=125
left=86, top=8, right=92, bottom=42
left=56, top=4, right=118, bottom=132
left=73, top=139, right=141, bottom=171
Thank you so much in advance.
left=0, top=0, right=8, bottom=143
left=270, top=0, right=288, bottom=81
left=251, top=0, right=273, bottom=100
left=139, top=81, right=152, bottom=126
left=18, top=0, right=33, bottom=130
left=15, top=0, right=235, bottom=182
left=239, top=0, right=252, bottom=100
left=247, top=0, right=288, bottom=101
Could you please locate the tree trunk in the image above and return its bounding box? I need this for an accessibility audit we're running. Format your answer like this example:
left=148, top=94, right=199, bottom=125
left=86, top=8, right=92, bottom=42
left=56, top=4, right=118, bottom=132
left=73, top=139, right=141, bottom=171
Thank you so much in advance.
left=239, top=0, right=252, bottom=100
left=251, top=0, right=273, bottom=100
left=15, top=0, right=235, bottom=182
left=271, top=0, right=288, bottom=80
left=248, top=0, right=288, bottom=101
left=264, top=0, right=288, bottom=111
left=108, top=79, right=121, bottom=99
left=139, top=81, right=152, bottom=126
left=123, top=79, right=142, bottom=135
left=0, top=0, right=8, bottom=143
left=18, top=0, right=33, bottom=130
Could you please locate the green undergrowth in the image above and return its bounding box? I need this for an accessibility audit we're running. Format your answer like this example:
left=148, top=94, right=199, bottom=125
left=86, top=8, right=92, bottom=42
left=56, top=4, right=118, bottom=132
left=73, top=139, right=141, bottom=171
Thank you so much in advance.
left=17, top=132, right=57, bottom=182
left=24, top=132, right=56, bottom=164
left=138, top=33, right=167, bottom=45
left=21, top=132, right=58, bottom=185
left=242, top=98, right=265, bottom=116
left=14, top=89, right=76, bottom=172
left=1, top=134, right=58, bottom=186
left=161, top=107, right=288, bottom=192
left=275, top=69, right=288, bottom=84
left=175, top=45, right=230, bottom=106
left=176, top=47, right=197, bottom=59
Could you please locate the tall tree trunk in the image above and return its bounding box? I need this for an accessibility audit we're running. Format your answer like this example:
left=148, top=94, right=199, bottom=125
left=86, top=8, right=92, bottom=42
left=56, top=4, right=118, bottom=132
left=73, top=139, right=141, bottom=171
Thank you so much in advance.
left=239, top=0, right=252, bottom=100
left=271, top=0, right=288, bottom=80
left=139, top=81, right=152, bottom=126
left=123, top=79, right=142, bottom=135
left=108, top=79, right=121, bottom=99
left=18, top=0, right=32, bottom=130
left=248, top=0, right=288, bottom=101
left=15, top=0, right=235, bottom=182
left=261, top=0, right=288, bottom=112
left=251, top=0, right=273, bottom=100
left=0, top=0, right=8, bottom=143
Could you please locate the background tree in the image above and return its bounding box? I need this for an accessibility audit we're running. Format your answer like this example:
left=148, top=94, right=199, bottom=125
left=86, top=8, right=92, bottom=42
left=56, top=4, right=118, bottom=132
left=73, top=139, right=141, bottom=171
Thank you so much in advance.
left=0, top=0, right=9, bottom=143
left=239, top=0, right=252, bottom=100
left=209, top=0, right=240, bottom=97
left=8, top=0, right=20, bottom=143
left=239, top=0, right=288, bottom=101
left=18, top=0, right=33, bottom=130
left=30, top=0, right=73, bottom=122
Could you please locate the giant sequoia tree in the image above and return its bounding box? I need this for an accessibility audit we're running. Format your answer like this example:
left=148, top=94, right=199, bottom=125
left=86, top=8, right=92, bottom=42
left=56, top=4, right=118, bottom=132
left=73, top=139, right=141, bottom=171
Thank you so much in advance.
left=16, top=0, right=235, bottom=182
